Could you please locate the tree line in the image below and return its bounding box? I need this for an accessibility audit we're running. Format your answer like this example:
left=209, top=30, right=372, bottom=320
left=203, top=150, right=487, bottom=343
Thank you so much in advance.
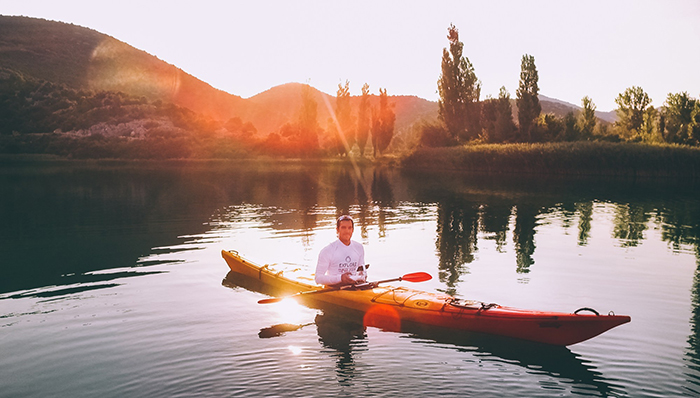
left=262, top=81, right=396, bottom=158
left=425, top=24, right=700, bottom=147
left=0, top=68, right=261, bottom=159
left=0, top=67, right=397, bottom=159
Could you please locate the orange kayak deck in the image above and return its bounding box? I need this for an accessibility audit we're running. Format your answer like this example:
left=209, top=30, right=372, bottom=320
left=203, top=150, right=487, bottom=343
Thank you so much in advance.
left=222, top=250, right=630, bottom=346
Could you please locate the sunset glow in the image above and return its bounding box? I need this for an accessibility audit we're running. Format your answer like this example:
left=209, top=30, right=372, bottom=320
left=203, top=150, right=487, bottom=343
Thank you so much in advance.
left=4, top=0, right=700, bottom=111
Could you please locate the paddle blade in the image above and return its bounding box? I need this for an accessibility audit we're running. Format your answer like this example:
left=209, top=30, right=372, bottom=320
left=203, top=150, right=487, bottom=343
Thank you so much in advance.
left=258, top=323, right=309, bottom=338
left=401, top=272, right=432, bottom=282
left=258, top=297, right=285, bottom=304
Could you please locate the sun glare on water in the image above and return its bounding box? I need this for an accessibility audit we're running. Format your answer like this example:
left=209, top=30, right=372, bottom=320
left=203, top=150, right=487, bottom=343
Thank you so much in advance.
left=272, top=298, right=309, bottom=325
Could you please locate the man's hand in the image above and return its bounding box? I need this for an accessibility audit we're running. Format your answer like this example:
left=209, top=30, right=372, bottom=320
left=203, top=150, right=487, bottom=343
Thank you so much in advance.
left=340, top=273, right=356, bottom=285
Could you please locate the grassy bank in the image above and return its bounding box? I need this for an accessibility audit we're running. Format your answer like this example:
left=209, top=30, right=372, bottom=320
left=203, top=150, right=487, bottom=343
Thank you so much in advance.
left=401, top=142, right=700, bottom=178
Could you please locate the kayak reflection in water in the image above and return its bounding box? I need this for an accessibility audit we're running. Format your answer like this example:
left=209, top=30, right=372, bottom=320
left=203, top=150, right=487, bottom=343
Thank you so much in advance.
left=315, top=215, right=368, bottom=287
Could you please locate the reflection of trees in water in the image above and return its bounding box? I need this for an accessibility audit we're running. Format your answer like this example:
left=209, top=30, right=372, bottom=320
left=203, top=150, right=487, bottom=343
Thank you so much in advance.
left=334, top=168, right=356, bottom=216
left=298, top=169, right=321, bottom=229
left=434, top=199, right=542, bottom=289
left=613, top=203, right=650, bottom=247
left=480, top=203, right=512, bottom=252
left=513, top=204, right=538, bottom=274
left=372, top=168, right=394, bottom=239
left=688, top=256, right=700, bottom=378
left=576, top=202, right=593, bottom=246
left=436, top=199, right=479, bottom=295
left=333, top=166, right=395, bottom=238
left=659, top=201, right=700, bottom=389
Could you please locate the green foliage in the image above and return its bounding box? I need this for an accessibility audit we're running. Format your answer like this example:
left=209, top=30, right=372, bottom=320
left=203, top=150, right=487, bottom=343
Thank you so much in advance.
left=663, top=92, right=699, bottom=145
left=538, top=114, right=565, bottom=142
left=516, top=54, right=541, bottom=142
left=615, top=86, right=654, bottom=140
left=419, top=122, right=457, bottom=147
left=403, top=141, right=700, bottom=178
left=562, top=112, right=580, bottom=142
left=371, top=88, right=395, bottom=156
left=578, top=96, right=597, bottom=139
left=480, top=87, right=516, bottom=144
left=495, top=87, right=516, bottom=143
left=437, top=24, right=481, bottom=142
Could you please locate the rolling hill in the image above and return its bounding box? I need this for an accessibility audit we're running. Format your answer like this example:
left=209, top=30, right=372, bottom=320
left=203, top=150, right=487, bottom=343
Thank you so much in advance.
left=0, top=15, right=613, bottom=145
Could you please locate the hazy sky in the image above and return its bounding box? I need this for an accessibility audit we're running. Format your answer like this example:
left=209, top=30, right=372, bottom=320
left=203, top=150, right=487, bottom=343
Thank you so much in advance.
left=4, top=0, right=699, bottom=111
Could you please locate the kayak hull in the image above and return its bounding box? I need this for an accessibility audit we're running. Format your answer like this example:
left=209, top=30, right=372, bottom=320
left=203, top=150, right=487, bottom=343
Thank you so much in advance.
left=222, top=250, right=630, bottom=346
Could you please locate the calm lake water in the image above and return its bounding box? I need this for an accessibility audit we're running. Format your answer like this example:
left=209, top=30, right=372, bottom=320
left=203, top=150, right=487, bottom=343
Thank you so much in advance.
left=1, top=160, right=699, bottom=397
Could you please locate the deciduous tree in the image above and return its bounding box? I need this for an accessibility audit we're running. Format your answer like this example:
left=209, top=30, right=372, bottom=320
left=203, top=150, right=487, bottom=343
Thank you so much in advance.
left=615, top=86, right=654, bottom=139
left=516, top=54, right=541, bottom=142
left=662, top=91, right=698, bottom=144
left=371, top=88, right=395, bottom=156
left=437, top=24, right=481, bottom=142
left=334, top=80, right=354, bottom=155
left=578, top=96, right=597, bottom=139
left=356, top=83, right=371, bottom=156
left=495, top=87, right=516, bottom=143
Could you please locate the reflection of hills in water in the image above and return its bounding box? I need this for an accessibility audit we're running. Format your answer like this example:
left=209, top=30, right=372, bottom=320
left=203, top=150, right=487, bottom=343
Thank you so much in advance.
left=222, top=270, right=625, bottom=396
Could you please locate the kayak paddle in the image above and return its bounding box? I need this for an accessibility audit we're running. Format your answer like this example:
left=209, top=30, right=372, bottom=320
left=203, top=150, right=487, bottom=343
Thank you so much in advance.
left=257, top=271, right=432, bottom=304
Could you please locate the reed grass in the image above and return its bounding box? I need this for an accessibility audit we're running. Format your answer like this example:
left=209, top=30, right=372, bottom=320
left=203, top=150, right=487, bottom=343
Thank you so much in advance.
left=401, top=142, right=700, bottom=178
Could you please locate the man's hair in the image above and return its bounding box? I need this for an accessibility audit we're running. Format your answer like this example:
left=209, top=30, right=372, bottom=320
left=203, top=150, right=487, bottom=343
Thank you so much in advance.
left=336, top=215, right=354, bottom=228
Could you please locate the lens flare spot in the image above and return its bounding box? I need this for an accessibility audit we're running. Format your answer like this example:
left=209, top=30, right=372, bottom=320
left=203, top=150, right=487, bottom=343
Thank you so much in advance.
left=363, top=304, right=401, bottom=332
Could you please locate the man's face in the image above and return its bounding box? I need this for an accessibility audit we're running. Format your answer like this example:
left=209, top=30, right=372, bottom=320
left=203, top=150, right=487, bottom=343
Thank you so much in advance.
left=337, top=220, right=354, bottom=244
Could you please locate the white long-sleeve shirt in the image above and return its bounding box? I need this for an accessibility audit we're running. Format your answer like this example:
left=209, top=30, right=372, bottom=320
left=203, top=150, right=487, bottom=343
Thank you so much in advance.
left=315, top=239, right=366, bottom=286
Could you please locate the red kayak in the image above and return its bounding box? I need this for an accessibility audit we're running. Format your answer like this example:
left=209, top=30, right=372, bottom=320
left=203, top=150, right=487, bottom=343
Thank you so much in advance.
left=222, top=250, right=630, bottom=346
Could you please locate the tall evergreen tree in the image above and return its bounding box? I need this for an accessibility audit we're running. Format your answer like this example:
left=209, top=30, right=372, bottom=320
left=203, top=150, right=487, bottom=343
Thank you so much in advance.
left=495, top=86, right=516, bottom=142
left=437, top=24, right=481, bottom=142
left=515, top=54, right=541, bottom=142
left=480, top=98, right=497, bottom=142
left=578, top=96, right=597, bottom=139
left=371, top=88, right=395, bottom=156
left=356, top=83, right=371, bottom=156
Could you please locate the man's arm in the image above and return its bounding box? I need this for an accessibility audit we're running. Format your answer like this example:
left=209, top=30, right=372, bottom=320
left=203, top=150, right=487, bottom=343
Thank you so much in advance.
left=314, top=246, right=342, bottom=286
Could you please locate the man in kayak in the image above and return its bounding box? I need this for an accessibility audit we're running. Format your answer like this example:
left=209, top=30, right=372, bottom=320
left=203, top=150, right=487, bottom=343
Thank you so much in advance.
left=315, top=215, right=367, bottom=287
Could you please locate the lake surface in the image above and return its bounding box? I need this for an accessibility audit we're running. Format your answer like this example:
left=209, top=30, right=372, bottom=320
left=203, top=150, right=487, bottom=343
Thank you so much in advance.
left=1, top=160, right=699, bottom=397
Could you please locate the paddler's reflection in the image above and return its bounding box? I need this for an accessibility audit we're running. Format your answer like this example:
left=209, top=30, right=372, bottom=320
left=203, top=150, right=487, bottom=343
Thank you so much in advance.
left=314, top=311, right=367, bottom=385
left=256, top=309, right=368, bottom=385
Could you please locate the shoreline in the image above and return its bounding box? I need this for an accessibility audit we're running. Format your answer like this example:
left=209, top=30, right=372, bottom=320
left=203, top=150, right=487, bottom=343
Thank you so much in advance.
left=3, top=142, right=700, bottom=179
left=401, top=141, right=700, bottom=179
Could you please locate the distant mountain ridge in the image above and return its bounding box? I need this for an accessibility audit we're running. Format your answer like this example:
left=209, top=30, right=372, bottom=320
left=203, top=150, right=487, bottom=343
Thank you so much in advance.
left=0, top=15, right=614, bottom=139
left=539, top=94, right=617, bottom=123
